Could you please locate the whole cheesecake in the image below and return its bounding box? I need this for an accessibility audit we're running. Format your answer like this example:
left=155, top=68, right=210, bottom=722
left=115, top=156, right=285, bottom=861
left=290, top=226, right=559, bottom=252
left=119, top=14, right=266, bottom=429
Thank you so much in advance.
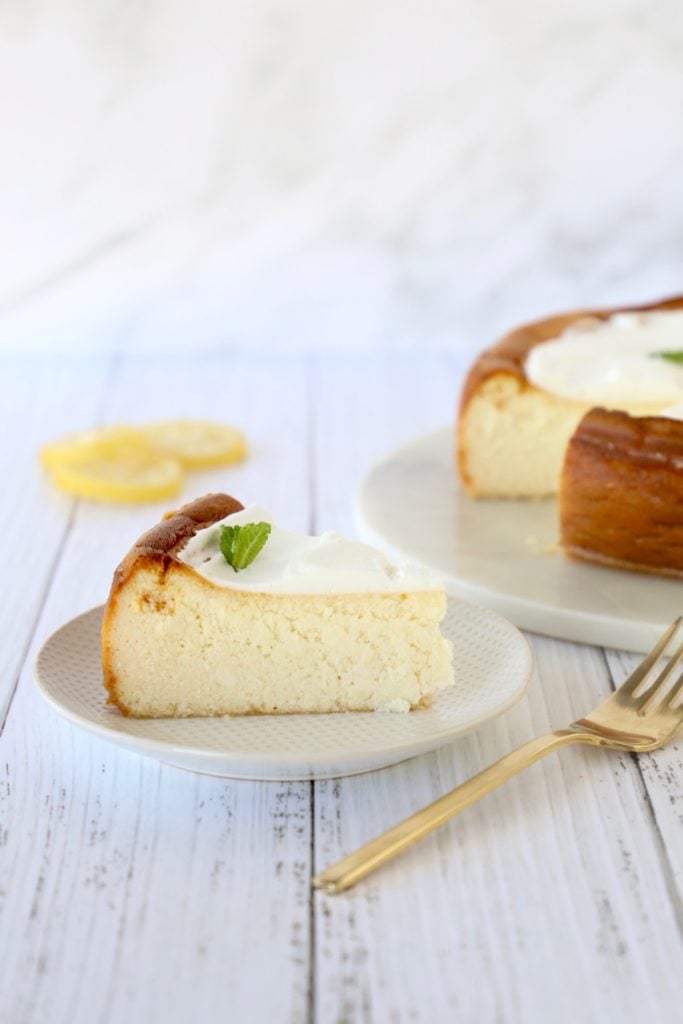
left=457, top=295, right=683, bottom=498
left=102, top=494, right=454, bottom=718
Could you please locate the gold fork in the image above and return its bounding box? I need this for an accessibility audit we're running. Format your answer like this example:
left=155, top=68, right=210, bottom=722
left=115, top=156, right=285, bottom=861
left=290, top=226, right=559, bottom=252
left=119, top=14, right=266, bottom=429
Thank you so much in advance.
left=313, top=617, right=683, bottom=895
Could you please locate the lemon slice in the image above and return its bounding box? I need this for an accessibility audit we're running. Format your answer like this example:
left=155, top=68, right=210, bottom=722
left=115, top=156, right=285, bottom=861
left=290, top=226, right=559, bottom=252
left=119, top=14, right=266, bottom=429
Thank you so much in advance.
left=40, top=426, right=149, bottom=470
left=141, top=420, right=247, bottom=469
left=49, top=452, right=182, bottom=503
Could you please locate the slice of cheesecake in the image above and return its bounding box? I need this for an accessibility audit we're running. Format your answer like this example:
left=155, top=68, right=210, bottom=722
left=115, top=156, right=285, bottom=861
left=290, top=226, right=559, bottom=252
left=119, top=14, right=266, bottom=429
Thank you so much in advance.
left=102, top=494, right=453, bottom=717
left=457, top=295, right=683, bottom=498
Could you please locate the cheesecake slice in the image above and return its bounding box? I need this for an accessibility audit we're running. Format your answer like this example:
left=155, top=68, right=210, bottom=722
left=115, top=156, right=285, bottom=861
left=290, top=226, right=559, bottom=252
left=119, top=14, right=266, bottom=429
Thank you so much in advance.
left=102, top=494, right=453, bottom=717
left=559, top=408, right=683, bottom=578
left=457, top=295, right=683, bottom=498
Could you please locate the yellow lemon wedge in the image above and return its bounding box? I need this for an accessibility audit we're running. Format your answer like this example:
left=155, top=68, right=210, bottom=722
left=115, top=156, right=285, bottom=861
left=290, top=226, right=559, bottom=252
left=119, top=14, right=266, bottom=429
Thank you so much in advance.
left=39, top=426, right=149, bottom=470
left=141, top=420, right=247, bottom=469
left=49, top=452, right=183, bottom=503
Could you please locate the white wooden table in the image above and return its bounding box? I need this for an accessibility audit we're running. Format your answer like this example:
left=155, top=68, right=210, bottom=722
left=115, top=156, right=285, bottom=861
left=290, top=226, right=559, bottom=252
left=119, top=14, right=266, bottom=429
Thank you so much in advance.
left=1, top=350, right=681, bottom=1024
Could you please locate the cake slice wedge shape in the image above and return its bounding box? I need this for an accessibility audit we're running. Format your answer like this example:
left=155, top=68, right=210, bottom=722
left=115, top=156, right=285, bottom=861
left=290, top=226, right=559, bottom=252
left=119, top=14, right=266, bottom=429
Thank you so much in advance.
left=102, top=494, right=454, bottom=717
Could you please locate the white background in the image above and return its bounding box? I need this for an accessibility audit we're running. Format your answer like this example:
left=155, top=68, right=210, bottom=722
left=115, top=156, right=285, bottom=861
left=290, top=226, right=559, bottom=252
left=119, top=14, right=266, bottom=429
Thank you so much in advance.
left=1, top=0, right=682, bottom=355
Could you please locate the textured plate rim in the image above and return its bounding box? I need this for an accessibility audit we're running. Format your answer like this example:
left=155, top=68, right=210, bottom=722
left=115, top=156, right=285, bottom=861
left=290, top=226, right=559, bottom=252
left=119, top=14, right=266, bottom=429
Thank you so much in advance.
left=33, top=602, right=533, bottom=775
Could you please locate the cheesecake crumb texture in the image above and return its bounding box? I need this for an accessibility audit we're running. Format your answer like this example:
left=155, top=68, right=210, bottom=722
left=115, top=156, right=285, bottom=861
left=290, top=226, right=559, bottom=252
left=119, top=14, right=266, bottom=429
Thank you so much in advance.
left=103, top=564, right=453, bottom=717
left=458, top=374, right=590, bottom=497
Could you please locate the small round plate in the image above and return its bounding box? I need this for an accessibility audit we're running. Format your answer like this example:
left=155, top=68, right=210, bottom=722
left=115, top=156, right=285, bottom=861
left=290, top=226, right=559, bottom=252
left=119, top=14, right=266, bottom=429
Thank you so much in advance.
left=34, top=601, right=532, bottom=781
left=356, top=427, right=681, bottom=654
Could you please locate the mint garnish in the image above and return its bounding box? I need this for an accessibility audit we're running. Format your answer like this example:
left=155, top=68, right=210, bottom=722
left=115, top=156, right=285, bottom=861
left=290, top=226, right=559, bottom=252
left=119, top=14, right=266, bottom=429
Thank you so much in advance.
left=219, top=522, right=271, bottom=572
left=651, top=350, right=683, bottom=364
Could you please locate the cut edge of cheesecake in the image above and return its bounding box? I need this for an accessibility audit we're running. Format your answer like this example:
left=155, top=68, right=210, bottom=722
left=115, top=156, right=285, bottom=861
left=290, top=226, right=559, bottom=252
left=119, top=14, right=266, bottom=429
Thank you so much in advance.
left=102, top=494, right=454, bottom=718
left=457, top=294, right=683, bottom=498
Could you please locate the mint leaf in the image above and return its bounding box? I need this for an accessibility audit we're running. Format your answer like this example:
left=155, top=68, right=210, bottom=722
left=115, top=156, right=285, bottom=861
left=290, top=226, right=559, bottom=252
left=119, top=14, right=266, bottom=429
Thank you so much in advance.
left=218, top=525, right=237, bottom=565
left=231, top=522, right=272, bottom=570
left=218, top=522, right=271, bottom=572
left=651, top=350, right=683, bottom=364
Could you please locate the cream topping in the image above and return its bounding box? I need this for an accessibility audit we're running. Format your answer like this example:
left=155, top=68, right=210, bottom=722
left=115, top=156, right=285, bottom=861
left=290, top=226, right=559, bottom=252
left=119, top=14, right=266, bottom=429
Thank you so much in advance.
left=177, top=505, right=443, bottom=594
left=661, top=401, right=683, bottom=421
left=525, top=310, right=683, bottom=406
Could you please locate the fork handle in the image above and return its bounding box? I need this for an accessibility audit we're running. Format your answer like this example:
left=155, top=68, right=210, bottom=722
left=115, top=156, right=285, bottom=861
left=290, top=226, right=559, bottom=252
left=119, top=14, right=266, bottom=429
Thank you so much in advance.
left=313, top=729, right=594, bottom=894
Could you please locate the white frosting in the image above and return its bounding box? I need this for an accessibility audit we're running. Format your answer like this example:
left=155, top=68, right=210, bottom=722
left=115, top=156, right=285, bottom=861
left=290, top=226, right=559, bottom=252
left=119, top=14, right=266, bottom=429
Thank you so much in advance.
left=661, top=401, right=683, bottom=421
left=525, top=310, right=683, bottom=406
left=178, top=505, right=443, bottom=594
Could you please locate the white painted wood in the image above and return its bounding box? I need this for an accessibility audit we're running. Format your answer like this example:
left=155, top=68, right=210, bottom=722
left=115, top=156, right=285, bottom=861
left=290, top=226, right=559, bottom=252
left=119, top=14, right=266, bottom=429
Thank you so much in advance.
left=314, top=640, right=683, bottom=1024
left=309, top=352, right=467, bottom=537
left=1, top=352, right=682, bottom=1024
left=0, top=354, right=313, bottom=1024
left=604, top=648, right=683, bottom=910
left=0, top=354, right=112, bottom=721
left=312, top=359, right=683, bottom=1024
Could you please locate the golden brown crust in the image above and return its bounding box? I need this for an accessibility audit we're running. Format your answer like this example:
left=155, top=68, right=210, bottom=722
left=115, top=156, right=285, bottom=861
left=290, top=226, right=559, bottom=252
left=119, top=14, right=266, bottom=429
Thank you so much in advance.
left=559, top=409, right=683, bottom=577
left=102, top=493, right=244, bottom=709
left=112, top=690, right=432, bottom=719
left=458, top=294, right=683, bottom=413
left=113, top=492, right=244, bottom=586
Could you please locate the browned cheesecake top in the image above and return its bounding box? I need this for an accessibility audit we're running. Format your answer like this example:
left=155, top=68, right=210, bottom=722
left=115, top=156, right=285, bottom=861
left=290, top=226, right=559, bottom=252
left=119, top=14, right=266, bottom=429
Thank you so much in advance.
left=567, top=407, right=683, bottom=467
left=459, top=295, right=683, bottom=411
left=110, top=493, right=244, bottom=591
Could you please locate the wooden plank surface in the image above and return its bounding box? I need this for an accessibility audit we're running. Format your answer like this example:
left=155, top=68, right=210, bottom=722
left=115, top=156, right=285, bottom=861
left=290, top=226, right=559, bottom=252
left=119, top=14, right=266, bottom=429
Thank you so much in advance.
left=0, top=354, right=313, bottom=1024
left=312, top=358, right=683, bottom=1024
left=0, top=354, right=112, bottom=720
left=604, top=648, right=683, bottom=914
left=0, top=353, right=681, bottom=1024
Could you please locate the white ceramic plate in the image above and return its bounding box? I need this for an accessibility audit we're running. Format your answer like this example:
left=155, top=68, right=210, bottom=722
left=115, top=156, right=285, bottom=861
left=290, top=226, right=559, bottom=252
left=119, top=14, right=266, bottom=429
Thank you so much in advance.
left=356, top=428, right=682, bottom=654
left=34, top=601, right=532, bottom=781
